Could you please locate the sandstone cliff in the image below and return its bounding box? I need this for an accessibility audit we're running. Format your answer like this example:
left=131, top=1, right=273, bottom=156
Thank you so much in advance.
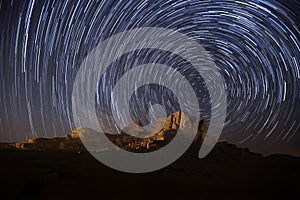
left=0, top=112, right=208, bottom=153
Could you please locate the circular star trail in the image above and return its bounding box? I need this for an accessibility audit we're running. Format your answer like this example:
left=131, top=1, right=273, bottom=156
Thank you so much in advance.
left=0, top=0, right=299, bottom=156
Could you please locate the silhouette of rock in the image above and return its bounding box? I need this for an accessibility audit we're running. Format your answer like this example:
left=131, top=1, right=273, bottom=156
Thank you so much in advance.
left=1, top=116, right=300, bottom=200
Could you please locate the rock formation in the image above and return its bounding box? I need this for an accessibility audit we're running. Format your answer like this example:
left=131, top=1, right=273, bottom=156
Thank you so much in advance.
left=0, top=112, right=209, bottom=153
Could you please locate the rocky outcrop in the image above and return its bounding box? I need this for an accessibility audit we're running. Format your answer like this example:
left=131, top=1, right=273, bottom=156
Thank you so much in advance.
left=121, top=120, right=149, bottom=138
left=108, top=112, right=209, bottom=152
left=0, top=130, right=86, bottom=152
left=0, top=112, right=209, bottom=153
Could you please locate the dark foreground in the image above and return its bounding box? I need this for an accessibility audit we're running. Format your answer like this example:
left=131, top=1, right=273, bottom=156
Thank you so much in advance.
left=0, top=142, right=299, bottom=200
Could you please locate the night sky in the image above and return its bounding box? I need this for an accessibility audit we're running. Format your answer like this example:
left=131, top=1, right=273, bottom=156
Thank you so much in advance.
left=0, top=0, right=300, bottom=156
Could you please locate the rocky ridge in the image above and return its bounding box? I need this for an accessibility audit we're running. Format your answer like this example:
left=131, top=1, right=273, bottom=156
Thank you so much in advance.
left=0, top=112, right=208, bottom=153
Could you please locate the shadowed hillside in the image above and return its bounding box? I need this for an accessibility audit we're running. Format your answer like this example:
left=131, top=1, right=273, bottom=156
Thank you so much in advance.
left=0, top=112, right=299, bottom=199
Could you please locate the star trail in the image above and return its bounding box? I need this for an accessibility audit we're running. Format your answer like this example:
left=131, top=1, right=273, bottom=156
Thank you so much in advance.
left=0, top=0, right=299, bottom=156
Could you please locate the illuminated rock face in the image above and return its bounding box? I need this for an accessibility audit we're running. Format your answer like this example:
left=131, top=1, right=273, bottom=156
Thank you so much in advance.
left=152, top=112, right=209, bottom=143
left=0, top=112, right=209, bottom=153
left=108, top=112, right=209, bottom=152
left=7, top=136, right=86, bottom=152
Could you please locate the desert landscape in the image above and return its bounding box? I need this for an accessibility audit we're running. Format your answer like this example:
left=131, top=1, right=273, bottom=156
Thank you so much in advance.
left=1, top=0, right=300, bottom=199
left=0, top=112, right=299, bottom=199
